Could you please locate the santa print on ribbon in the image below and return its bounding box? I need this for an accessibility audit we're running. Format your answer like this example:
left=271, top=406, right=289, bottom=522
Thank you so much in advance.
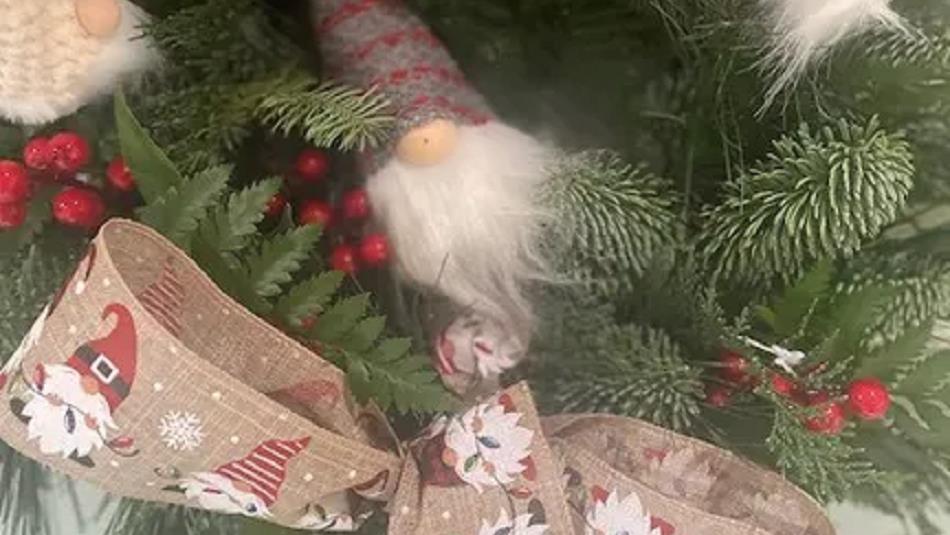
left=8, top=302, right=139, bottom=468
left=166, top=436, right=312, bottom=518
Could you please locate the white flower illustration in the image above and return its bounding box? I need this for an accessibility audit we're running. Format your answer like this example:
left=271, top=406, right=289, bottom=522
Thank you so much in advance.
left=158, top=411, right=205, bottom=451
left=443, top=396, right=533, bottom=492
left=478, top=509, right=549, bottom=535
left=585, top=489, right=662, bottom=535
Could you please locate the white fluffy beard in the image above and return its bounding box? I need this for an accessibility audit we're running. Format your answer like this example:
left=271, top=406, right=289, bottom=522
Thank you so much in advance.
left=22, top=365, right=115, bottom=459
left=367, top=122, right=551, bottom=346
left=0, top=0, right=157, bottom=124
left=759, top=0, right=905, bottom=110
left=181, top=472, right=270, bottom=518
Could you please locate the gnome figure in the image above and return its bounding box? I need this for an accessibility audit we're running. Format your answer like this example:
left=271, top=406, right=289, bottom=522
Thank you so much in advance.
left=0, top=0, right=156, bottom=124
left=313, top=0, right=551, bottom=355
left=14, top=303, right=137, bottom=467
left=176, top=437, right=312, bottom=518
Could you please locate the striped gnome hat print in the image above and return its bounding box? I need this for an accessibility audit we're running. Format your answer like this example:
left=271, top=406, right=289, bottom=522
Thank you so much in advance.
left=310, top=0, right=553, bottom=380
left=212, top=437, right=312, bottom=507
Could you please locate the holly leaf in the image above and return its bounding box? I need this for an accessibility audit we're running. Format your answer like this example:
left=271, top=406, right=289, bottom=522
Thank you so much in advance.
left=114, top=90, right=183, bottom=203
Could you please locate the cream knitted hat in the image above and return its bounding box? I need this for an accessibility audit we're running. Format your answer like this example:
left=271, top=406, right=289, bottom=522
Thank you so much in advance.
left=0, top=0, right=156, bottom=125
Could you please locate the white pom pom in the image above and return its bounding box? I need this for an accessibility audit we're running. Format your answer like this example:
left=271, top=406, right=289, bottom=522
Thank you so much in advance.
left=759, top=0, right=907, bottom=111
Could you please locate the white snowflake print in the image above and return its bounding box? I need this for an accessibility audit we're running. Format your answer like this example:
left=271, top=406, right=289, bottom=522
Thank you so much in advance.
left=158, top=411, right=205, bottom=451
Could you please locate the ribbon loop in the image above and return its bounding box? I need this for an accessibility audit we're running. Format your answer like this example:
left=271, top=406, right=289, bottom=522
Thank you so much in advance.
left=0, top=220, right=834, bottom=534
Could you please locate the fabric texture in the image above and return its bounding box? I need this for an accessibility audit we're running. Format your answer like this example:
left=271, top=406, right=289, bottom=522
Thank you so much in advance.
left=0, top=219, right=835, bottom=534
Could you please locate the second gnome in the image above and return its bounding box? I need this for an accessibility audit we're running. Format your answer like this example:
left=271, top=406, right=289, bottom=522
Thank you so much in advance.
left=311, top=0, right=553, bottom=384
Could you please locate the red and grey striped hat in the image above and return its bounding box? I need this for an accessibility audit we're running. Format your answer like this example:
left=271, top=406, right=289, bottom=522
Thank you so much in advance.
left=312, top=0, right=496, bottom=147
left=136, top=260, right=184, bottom=338
left=214, top=437, right=312, bottom=506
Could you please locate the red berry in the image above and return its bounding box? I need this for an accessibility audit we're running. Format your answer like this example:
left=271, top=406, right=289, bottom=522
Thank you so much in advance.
left=330, top=244, right=358, bottom=274
left=847, top=378, right=891, bottom=421
left=0, top=203, right=27, bottom=229
left=106, top=156, right=136, bottom=192
left=804, top=401, right=846, bottom=435
left=705, top=385, right=732, bottom=408
left=52, top=187, right=106, bottom=229
left=297, top=199, right=333, bottom=227
left=0, top=160, right=30, bottom=204
left=295, top=148, right=330, bottom=182
left=359, top=233, right=390, bottom=266
left=771, top=373, right=797, bottom=397
left=341, top=188, right=370, bottom=221
left=22, top=137, right=52, bottom=171
left=48, top=132, right=91, bottom=174
left=718, top=349, right=751, bottom=384
left=264, top=192, right=287, bottom=218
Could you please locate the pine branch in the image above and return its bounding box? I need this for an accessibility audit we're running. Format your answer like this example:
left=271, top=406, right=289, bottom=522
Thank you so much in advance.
left=537, top=321, right=704, bottom=432
left=543, top=150, right=681, bottom=292
left=700, top=117, right=915, bottom=288
left=255, top=75, right=394, bottom=151
left=766, top=403, right=883, bottom=503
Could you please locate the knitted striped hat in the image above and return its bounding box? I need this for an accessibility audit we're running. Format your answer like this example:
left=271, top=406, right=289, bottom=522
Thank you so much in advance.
left=213, top=437, right=312, bottom=506
left=312, top=0, right=495, bottom=150
left=0, top=0, right=154, bottom=125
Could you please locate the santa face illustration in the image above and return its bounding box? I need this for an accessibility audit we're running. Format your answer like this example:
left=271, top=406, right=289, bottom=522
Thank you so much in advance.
left=171, top=437, right=311, bottom=519
left=10, top=303, right=137, bottom=467
left=179, top=471, right=271, bottom=518
left=21, top=363, right=116, bottom=460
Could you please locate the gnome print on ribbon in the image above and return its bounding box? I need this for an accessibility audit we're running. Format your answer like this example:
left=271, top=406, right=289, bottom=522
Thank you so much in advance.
left=312, top=0, right=552, bottom=350
left=8, top=303, right=139, bottom=467
left=166, top=437, right=312, bottom=518
left=434, top=313, right=524, bottom=395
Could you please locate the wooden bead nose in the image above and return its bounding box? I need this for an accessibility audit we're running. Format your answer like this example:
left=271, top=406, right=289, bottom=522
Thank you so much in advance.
left=76, top=0, right=123, bottom=38
left=395, top=119, right=459, bottom=167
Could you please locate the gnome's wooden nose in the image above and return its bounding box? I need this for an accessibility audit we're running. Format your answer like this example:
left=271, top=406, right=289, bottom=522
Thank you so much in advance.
left=76, top=0, right=122, bottom=38
left=395, top=119, right=459, bottom=167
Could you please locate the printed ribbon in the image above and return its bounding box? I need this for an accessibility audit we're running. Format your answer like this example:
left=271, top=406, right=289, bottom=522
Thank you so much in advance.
left=0, top=220, right=835, bottom=535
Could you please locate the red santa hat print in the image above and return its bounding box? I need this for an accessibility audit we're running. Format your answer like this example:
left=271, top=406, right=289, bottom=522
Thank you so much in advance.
left=65, top=303, right=137, bottom=412
left=214, top=437, right=312, bottom=507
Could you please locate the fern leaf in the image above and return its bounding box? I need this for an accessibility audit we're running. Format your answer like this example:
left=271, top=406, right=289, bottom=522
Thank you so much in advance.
left=273, top=271, right=345, bottom=327
left=137, top=165, right=231, bottom=250
left=200, top=178, right=282, bottom=256
left=700, top=117, right=914, bottom=287
left=245, top=225, right=321, bottom=299
left=310, top=294, right=371, bottom=343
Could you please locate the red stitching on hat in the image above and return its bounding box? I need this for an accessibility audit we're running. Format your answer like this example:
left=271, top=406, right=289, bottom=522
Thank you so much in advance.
left=351, top=28, right=441, bottom=62
left=369, top=64, right=468, bottom=88
left=319, top=0, right=401, bottom=34
left=401, top=95, right=493, bottom=125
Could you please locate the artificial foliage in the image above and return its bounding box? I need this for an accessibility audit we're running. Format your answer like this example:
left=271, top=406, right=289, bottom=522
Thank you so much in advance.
left=3, top=0, right=950, bottom=534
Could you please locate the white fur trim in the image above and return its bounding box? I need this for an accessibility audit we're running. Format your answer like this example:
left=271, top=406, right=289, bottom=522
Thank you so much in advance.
left=759, top=0, right=906, bottom=111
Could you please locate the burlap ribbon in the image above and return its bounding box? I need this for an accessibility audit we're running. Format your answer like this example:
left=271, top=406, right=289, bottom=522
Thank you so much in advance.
left=0, top=220, right=835, bottom=534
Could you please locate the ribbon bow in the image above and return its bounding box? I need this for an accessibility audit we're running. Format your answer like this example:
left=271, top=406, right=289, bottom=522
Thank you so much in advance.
left=0, top=220, right=834, bottom=535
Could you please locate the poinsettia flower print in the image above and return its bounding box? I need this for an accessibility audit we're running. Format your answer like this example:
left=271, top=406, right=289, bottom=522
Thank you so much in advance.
left=585, top=487, right=663, bottom=535
left=443, top=395, right=534, bottom=492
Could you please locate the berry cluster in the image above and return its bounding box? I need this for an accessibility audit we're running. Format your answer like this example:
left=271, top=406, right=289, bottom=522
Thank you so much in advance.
left=265, top=148, right=391, bottom=275
left=0, top=131, right=136, bottom=232
left=706, top=349, right=891, bottom=435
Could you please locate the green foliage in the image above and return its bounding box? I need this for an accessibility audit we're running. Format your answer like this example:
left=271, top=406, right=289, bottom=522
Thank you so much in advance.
left=255, top=74, right=394, bottom=152
left=700, top=118, right=915, bottom=288
left=536, top=311, right=704, bottom=432
left=118, top=93, right=447, bottom=415
left=766, top=404, right=882, bottom=503
left=115, top=91, right=184, bottom=203
left=105, top=500, right=243, bottom=535
left=544, top=150, right=681, bottom=292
